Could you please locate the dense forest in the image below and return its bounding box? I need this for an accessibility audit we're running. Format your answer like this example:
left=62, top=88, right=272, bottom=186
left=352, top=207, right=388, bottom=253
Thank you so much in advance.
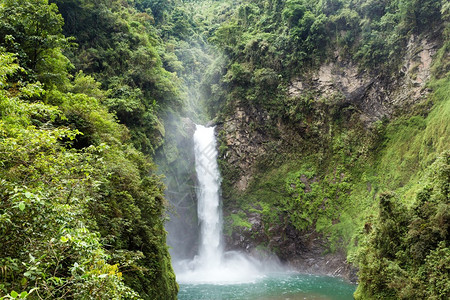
left=0, top=0, right=180, bottom=299
left=0, top=0, right=448, bottom=299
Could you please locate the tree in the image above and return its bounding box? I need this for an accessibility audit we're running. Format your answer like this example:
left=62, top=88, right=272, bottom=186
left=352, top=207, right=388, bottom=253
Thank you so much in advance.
left=0, top=0, right=71, bottom=87
left=135, top=0, right=175, bottom=22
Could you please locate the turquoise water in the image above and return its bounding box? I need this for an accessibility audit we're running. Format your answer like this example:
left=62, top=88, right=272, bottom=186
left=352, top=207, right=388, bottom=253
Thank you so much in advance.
left=178, top=273, right=356, bottom=300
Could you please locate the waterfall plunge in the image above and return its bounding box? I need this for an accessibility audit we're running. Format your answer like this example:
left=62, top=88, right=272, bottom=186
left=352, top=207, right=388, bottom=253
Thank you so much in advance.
left=175, top=125, right=269, bottom=284
left=194, top=125, right=223, bottom=268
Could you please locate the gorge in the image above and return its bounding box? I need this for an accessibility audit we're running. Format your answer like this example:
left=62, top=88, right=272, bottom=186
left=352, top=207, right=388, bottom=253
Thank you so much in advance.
left=0, top=0, right=448, bottom=299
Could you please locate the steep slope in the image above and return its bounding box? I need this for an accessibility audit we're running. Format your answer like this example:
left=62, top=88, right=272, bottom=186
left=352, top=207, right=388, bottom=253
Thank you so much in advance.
left=0, top=0, right=179, bottom=299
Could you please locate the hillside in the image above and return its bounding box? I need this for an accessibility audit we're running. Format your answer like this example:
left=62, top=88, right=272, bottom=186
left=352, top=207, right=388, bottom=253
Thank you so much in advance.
left=0, top=0, right=179, bottom=299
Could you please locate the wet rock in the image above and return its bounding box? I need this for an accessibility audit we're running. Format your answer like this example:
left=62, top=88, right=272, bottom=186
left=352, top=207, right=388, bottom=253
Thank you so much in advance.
left=225, top=210, right=358, bottom=282
left=181, top=117, right=196, bottom=136
left=264, top=221, right=355, bottom=282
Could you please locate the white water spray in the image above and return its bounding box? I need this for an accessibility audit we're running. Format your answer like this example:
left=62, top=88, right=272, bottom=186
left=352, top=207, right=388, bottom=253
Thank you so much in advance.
left=194, top=125, right=223, bottom=268
left=175, top=125, right=276, bottom=284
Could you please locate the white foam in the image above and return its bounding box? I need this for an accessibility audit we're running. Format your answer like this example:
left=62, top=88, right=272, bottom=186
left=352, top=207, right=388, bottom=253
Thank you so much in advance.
left=175, top=251, right=266, bottom=284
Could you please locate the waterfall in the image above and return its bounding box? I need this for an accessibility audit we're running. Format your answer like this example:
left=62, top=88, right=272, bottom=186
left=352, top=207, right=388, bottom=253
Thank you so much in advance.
left=174, top=125, right=279, bottom=284
left=194, top=125, right=223, bottom=267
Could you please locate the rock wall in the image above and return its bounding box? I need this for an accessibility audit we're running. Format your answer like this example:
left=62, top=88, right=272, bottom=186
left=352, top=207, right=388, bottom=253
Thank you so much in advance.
left=219, top=32, right=438, bottom=194
left=216, top=32, right=439, bottom=280
left=219, top=104, right=272, bottom=191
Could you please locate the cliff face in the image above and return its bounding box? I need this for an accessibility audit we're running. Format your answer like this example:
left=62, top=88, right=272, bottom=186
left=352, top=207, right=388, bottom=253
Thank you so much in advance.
left=220, top=31, right=438, bottom=192
left=290, top=33, right=438, bottom=121
left=216, top=32, right=442, bottom=280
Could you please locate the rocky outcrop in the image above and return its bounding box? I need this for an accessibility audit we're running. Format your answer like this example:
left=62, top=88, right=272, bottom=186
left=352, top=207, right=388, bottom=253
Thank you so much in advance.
left=289, top=33, right=438, bottom=124
left=225, top=210, right=357, bottom=282
left=273, top=224, right=358, bottom=282
left=218, top=104, right=272, bottom=191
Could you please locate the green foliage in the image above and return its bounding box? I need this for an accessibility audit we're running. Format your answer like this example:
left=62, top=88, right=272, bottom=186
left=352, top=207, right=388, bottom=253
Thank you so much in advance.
left=224, top=62, right=251, bottom=85
left=52, top=0, right=182, bottom=153
left=0, top=56, right=140, bottom=299
left=0, top=0, right=72, bottom=88
left=0, top=53, right=22, bottom=83
left=0, top=0, right=179, bottom=297
left=376, top=77, right=450, bottom=192
left=282, top=164, right=352, bottom=233
left=202, top=0, right=447, bottom=123
left=135, top=0, right=175, bottom=23
left=355, top=153, right=450, bottom=299
left=224, top=212, right=252, bottom=236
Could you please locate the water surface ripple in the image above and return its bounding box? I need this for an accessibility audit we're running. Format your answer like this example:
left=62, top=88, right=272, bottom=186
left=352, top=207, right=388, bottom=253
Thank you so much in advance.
left=178, top=272, right=356, bottom=300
